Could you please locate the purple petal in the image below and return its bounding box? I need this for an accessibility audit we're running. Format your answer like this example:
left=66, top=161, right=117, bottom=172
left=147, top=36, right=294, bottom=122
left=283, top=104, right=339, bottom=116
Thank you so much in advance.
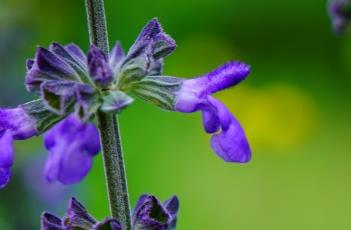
left=201, top=109, right=220, bottom=133
left=163, top=196, right=179, bottom=217
left=207, top=97, right=251, bottom=163
left=49, top=42, right=88, bottom=76
left=175, top=94, right=251, bottom=163
left=44, top=115, right=100, bottom=184
left=0, top=130, right=13, bottom=188
left=174, top=91, right=203, bottom=113
left=0, top=107, right=37, bottom=139
left=152, top=32, right=176, bottom=59
left=0, top=130, right=14, bottom=168
left=88, top=45, right=114, bottom=87
left=35, top=47, right=78, bottom=79
left=41, top=212, right=64, bottom=230
left=182, top=61, right=250, bottom=95
left=109, top=41, right=125, bottom=73
left=65, top=197, right=96, bottom=227
left=25, top=46, right=81, bottom=93
left=135, top=18, right=162, bottom=43
left=126, top=18, right=176, bottom=65
left=207, top=96, right=232, bottom=131
left=210, top=115, right=251, bottom=163
left=65, top=43, right=87, bottom=63
left=133, top=194, right=172, bottom=229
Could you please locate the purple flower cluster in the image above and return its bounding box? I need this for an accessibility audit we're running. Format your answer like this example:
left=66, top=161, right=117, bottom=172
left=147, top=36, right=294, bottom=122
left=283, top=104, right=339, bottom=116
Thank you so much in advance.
left=41, top=194, right=179, bottom=230
left=0, top=18, right=251, bottom=189
left=174, top=62, right=251, bottom=162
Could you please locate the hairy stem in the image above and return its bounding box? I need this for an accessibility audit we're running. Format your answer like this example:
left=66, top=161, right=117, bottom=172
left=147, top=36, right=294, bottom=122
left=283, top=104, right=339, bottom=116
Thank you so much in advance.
left=85, top=0, right=132, bottom=229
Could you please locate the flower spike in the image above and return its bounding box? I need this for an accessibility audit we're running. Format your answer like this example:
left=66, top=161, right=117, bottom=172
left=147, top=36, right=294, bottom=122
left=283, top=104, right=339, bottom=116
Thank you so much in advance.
left=44, top=114, right=100, bottom=184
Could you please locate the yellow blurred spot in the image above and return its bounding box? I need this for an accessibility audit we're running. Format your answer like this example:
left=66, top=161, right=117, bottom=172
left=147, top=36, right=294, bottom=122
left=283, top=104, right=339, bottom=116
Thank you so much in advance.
left=218, top=84, right=319, bottom=151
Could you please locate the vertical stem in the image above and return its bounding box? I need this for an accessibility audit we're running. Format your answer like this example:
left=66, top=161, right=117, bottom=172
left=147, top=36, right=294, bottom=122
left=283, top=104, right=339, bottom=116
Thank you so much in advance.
left=85, top=1, right=132, bottom=229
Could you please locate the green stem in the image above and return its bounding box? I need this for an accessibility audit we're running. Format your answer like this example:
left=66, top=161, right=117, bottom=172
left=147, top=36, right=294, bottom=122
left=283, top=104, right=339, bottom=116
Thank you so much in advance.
left=85, top=1, right=132, bottom=229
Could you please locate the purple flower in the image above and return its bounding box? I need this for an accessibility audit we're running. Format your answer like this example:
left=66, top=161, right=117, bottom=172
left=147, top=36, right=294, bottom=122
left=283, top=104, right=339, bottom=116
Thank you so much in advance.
left=130, top=62, right=251, bottom=163
left=43, top=114, right=100, bottom=184
left=116, top=18, right=176, bottom=89
left=132, top=194, right=179, bottom=230
left=41, top=197, right=122, bottom=230
left=0, top=106, right=37, bottom=188
left=175, top=62, right=251, bottom=162
left=1, top=17, right=252, bottom=190
left=329, top=0, right=351, bottom=34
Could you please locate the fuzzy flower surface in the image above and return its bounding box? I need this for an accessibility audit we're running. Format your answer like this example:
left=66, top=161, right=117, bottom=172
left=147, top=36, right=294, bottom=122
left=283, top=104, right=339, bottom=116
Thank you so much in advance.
left=0, top=18, right=251, bottom=188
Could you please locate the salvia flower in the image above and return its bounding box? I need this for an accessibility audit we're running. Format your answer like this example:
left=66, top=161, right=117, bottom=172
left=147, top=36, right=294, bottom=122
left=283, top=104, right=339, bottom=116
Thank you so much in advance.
left=0, top=101, right=46, bottom=188
left=41, top=197, right=122, bottom=230
left=116, top=19, right=252, bottom=162
left=133, top=194, right=179, bottom=230
left=329, top=0, right=351, bottom=34
left=43, top=114, right=100, bottom=184
left=0, top=17, right=251, bottom=188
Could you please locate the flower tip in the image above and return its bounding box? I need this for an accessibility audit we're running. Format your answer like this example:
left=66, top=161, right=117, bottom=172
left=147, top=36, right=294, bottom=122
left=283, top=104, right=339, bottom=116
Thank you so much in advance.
left=227, top=61, right=251, bottom=77
left=41, top=212, right=62, bottom=229
left=149, top=17, right=161, bottom=26
left=67, top=196, right=88, bottom=216
left=164, top=195, right=180, bottom=215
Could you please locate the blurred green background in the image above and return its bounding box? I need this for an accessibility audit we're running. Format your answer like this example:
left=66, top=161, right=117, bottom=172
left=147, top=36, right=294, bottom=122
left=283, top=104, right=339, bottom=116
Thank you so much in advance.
left=1, top=0, right=351, bottom=229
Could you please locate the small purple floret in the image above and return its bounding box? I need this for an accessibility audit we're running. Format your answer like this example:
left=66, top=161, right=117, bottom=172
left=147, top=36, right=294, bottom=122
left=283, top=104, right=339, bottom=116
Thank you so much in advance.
left=44, top=114, right=100, bottom=184
left=41, top=212, right=64, bottom=230
left=109, top=41, right=125, bottom=74
left=175, top=62, right=251, bottom=163
left=88, top=45, right=114, bottom=87
left=122, top=18, right=176, bottom=75
left=0, top=107, right=37, bottom=188
left=133, top=194, right=179, bottom=230
left=0, top=107, right=37, bottom=139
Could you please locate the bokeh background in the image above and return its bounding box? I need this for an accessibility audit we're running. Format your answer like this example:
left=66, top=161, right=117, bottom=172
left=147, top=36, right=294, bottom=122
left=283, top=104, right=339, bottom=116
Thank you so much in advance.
left=1, top=0, right=351, bottom=229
